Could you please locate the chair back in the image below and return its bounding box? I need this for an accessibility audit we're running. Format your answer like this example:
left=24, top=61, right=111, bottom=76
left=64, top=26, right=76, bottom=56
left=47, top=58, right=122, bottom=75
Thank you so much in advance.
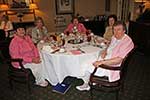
left=119, top=47, right=136, bottom=85
left=7, top=58, right=35, bottom=92
left=0, top=34, right=11, bottom=62
left=0, top=29, right=6, bottom=41
left=89, top=47, right=136, bottom=100
left=0, top=37, right=35, bottom=92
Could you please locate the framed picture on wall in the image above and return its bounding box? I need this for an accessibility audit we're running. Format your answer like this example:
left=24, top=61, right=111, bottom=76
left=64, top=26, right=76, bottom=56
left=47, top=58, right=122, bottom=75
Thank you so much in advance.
left=8, top=0, right=30, bottom=8
left=55, top=0, right=74, bottom=14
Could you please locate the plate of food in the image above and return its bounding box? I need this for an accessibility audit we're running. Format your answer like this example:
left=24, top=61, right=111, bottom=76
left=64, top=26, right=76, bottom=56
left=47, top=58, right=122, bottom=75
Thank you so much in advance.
left=68, top=39, right=83, bottom=44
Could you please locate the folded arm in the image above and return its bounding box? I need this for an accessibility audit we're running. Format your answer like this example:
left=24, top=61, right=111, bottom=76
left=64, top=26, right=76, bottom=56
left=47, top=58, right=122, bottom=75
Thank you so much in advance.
left=93, top=57, right=123, bottom=68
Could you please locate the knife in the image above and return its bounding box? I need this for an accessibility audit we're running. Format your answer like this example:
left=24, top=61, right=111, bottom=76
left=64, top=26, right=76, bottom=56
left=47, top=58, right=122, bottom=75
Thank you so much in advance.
left=51, top=49, right=60, bottom=54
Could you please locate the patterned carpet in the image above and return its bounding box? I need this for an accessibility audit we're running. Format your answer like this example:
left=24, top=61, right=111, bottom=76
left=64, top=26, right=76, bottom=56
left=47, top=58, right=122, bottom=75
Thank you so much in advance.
left=0, top=52, right=150, bottom=100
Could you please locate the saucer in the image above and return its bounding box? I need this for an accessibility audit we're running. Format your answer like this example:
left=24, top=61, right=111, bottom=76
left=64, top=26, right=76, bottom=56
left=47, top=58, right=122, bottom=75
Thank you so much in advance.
left=68, top=39, right=83, bottom=44
left=59, top=50, right=66, bottom=53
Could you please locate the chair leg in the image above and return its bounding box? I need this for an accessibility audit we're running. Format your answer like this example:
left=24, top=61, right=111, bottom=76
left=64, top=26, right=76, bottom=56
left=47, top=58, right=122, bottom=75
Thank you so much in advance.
left=0, top=51, right=5, bottom=63
left=121, top=83, right=124, bottom=93
left=116, top=91, right=119, bottom=100
left=26, top=76, right=31, bottom=93
left=9, top=78, right=13, bottom=90
left=27, top=82, right=31, bottom=93
left=118, top=84, right=124, bottom=100
left=90, top=84, right=93, bottom=100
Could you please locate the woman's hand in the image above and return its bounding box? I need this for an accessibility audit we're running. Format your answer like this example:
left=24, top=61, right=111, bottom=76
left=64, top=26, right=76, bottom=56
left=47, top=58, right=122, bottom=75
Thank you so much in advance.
left=93, top=61, right=104, bottom=68
left=100, top=50, right=107, bottom=59
left=32, top=57, right=41, bottom=64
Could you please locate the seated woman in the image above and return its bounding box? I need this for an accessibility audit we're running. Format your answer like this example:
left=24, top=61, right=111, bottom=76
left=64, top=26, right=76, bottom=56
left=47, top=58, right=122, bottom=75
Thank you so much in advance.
left=103, top=14, right=117, bottom=41
left=76, top=21, right=134, bottom=91
left=0, top=15, right=13, bottom=37
left=64, top=17, right=87, bottom=35
left=9, top=25, right=48, bottom=87
left=32, top=17, right=48, bottom=44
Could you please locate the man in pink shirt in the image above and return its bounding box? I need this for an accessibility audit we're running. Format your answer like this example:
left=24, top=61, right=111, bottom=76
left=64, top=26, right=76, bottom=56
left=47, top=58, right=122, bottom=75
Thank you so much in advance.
left=76, top=21, right=134, bottom=91
left=9, top=25, right=48, bottom=87
left=64, top=17, right=87, bottom=35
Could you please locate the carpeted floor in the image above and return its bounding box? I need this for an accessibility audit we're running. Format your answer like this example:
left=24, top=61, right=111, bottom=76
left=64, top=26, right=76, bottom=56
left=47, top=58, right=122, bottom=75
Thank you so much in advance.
left=0, top=52, right=150, bottom=100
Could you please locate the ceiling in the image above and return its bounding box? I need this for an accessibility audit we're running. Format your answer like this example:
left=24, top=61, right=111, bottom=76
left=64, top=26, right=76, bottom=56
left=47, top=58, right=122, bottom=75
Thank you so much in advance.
left=134, top=0, right=150, bottom=2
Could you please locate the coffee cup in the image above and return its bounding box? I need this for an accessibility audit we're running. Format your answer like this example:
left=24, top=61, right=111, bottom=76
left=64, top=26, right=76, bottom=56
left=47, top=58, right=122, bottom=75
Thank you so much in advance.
left=59, top=48, right=65, bottom=53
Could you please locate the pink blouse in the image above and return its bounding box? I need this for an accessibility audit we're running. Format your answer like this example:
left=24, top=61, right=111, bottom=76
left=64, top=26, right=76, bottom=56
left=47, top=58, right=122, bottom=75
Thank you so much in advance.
left=64, top=23, right=87, bottom=34
left=108, top=34, right=134, bottom=82
left=9, top=35, right=39, bottom=68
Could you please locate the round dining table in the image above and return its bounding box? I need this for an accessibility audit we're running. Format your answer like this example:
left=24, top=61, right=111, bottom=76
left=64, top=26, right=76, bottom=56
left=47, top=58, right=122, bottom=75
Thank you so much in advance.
left=39, top=41, right=103, bottom=85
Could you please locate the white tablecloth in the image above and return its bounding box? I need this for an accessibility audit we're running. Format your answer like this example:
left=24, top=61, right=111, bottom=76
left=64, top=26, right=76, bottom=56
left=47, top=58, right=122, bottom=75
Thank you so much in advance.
left=40, top=42, right=103, bottom=85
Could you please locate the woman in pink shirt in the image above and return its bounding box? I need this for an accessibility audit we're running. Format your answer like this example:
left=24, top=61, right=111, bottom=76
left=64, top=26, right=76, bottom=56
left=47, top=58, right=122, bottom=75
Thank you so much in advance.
left=76, top=21, right=134, bottom=91
left=64, top=17, right=87, bottom=35
left=9, top=25, right=48, bottom=87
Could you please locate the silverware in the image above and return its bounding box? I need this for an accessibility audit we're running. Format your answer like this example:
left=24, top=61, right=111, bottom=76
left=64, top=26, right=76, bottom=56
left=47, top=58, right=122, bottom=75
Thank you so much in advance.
left=78, top=48, right=85, bottom=53
left=51, top=49, right=60, bottom=54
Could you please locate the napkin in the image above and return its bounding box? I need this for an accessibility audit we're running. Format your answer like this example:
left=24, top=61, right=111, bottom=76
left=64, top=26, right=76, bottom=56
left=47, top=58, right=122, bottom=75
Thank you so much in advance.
left=42, top=45, right=53, bottom=52
left=70, top=50, right=82, bottom=55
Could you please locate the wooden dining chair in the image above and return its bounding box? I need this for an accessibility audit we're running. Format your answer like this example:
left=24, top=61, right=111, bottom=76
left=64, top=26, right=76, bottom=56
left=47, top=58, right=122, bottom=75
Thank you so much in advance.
left=0, top=37, right=35, bottom=93
left=89, top=47, right=136, bottom=100
left=7, top=58, right=35, bottom=93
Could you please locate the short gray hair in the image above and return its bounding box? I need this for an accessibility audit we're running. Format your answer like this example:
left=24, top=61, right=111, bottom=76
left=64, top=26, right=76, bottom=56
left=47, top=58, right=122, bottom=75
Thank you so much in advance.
left=113, top=21, right=126, bottom=31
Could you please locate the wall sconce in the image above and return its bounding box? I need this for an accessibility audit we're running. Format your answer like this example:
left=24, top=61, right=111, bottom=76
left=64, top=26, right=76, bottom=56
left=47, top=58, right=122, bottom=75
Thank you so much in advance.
left=0, top=4, right=9, bottom=15
left=29, top=3, right=38, bottom=9
left=0, top=4, right=9, bottom=11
